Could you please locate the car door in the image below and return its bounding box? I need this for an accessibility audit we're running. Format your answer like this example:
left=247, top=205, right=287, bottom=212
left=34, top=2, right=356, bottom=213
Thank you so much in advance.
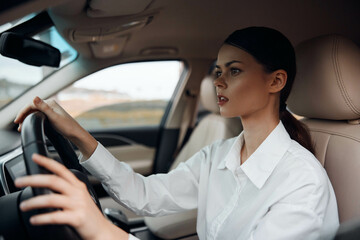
left=51, top=60, right=185, bottom=177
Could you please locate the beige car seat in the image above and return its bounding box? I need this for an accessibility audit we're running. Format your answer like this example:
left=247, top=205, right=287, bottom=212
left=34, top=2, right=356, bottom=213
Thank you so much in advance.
left=144, top=76, right=243, bottom=239
left=288, top=34, right=360, bottom=223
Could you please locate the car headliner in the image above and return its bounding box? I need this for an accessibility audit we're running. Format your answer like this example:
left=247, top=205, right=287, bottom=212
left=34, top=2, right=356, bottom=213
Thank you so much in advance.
left=1, top=0, right=359, bottom=63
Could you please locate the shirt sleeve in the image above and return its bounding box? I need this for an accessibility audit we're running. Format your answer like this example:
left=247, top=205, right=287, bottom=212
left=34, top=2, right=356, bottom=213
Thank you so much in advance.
left=81, top=142, right=206, bottom=217
left=249, top=202, right=322, bottom=240
left=128, top=233, right=140, bottom=240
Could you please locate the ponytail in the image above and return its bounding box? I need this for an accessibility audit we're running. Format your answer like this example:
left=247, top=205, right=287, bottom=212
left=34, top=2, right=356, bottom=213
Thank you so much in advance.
left=280, top=109, right=315, bottom=155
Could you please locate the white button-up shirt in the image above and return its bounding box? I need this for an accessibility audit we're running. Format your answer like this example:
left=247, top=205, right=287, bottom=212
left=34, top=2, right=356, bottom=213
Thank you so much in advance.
left=81, top=121, right=339, bottom=240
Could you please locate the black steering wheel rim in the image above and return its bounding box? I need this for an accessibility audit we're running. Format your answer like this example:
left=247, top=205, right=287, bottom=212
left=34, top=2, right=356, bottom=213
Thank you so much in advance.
left=19, top=112, right=102, bottom=240
left=21, top=111, right=83, bottom=176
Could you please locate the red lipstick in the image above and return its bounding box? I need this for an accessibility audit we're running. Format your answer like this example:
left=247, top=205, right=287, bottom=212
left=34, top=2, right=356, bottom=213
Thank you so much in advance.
left=217, top=95, right=229, bottom=106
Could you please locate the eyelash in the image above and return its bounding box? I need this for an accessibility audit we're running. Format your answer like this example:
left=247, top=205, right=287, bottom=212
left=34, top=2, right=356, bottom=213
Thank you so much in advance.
left=230, top=68, right=241, bottom=76
left=214, top=71, right=222, bottom=78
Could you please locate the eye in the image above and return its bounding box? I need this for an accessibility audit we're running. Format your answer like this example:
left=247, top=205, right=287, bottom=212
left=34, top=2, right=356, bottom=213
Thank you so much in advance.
left=214, top=70, right=222, bottom=78
left=230, top=68, right=241, bottom=76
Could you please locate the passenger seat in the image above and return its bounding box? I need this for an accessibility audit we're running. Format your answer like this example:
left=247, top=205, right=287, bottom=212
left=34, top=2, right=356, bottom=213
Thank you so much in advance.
left=144, top=75, right=243, bottom=239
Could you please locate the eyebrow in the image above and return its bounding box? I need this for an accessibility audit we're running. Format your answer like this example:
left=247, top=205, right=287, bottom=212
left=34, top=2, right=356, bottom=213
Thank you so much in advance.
left=215, top=60, right=243, bottom=69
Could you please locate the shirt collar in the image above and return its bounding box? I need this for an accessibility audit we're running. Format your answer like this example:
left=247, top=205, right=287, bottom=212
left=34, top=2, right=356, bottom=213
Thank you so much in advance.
left=217, top=121, right=292, bottom=189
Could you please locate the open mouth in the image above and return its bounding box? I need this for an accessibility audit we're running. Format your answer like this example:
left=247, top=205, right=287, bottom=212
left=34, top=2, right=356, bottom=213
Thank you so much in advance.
left=217, top=95, right=229, bottom=105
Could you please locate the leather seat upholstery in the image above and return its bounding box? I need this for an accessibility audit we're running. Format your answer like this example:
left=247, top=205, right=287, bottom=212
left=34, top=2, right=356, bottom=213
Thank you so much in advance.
left=288, top=35, right=360, bottom=223
left=144, top=76, right=243, bottom=239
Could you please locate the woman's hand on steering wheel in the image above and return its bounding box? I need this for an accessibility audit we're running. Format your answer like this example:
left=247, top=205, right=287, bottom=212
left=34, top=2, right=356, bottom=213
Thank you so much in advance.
left=14, top=96, right=97, bottom=159
left=15, top=97, right=77, bottom=137
left=15, top=153, right=129, bottom=240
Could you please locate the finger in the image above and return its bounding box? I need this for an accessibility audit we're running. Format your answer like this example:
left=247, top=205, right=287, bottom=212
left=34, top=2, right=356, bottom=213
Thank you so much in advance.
left=31, top=154, right=83, bottom=186
left=14, top=97, right=56, bottom=124
left=14, top=103, right=38, bottom=124
left=29, top=210, right=78, bottom=227
left=20, top=193, right=70, bottom=212
left=14, top=96, right=43, bottom=123
left=34, top=97, right=62, bottom=122
left=15, top=174, right=73, bottom=195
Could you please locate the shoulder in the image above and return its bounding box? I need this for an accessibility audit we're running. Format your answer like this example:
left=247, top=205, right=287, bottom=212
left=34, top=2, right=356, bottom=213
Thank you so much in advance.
left=273, top=140, right=332, bottom=209
left=284, top=140, right=326, bottom=182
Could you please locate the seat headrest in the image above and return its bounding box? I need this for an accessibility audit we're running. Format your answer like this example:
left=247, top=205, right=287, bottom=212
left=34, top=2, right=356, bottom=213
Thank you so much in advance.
left=288, top=35, right=360, bottom=121
left=200, top=75, right=219, bottom=114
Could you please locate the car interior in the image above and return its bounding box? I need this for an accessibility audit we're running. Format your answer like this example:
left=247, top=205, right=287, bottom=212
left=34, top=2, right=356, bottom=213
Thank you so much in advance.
left=0, top=0, right=360, bottom=239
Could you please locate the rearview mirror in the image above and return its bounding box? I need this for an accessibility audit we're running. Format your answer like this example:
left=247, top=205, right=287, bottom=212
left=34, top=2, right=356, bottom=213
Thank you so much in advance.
left=0, top=32, right=61, bottom=67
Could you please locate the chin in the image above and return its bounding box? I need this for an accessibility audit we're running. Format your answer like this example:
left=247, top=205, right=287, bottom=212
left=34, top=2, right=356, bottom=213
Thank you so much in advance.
left=219, top=110, right=239, bottom=118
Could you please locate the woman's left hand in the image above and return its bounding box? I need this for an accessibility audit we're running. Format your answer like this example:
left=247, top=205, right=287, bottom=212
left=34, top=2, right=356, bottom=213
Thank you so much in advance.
left=15, top=153, right=128, bottom=240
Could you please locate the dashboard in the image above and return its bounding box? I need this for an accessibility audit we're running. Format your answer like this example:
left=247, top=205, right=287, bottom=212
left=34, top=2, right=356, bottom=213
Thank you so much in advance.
left=0, top=147, right=25, bottom=195
left=0, top=129, right=76, bottom=197
left=0, top=130, right=22, bottom=197
left=0, top=130, right=23, bottom=196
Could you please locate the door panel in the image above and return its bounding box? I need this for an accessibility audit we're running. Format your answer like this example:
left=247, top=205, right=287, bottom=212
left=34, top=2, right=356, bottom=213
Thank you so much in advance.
left=102, top=144, right=154, bottom=175
left=90, top=126, right=160, bottom=175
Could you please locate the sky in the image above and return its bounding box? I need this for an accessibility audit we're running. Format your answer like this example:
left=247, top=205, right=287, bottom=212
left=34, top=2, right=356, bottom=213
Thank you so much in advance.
left=74, top=61, right=182, bottom=100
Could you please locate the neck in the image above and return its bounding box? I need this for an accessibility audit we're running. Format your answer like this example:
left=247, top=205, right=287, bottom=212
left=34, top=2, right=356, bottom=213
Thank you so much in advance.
left=240, top=107, right=280, bottom=164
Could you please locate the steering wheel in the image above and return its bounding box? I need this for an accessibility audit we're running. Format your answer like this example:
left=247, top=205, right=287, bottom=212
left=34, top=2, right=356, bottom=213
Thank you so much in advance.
left=18, top=112, right=101, bottom=239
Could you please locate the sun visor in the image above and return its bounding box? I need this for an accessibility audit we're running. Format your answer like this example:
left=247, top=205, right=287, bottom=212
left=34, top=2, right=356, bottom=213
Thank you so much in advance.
left=69, top=16, right=152, bottom=43
left=87, top=0, right=153, bottom=17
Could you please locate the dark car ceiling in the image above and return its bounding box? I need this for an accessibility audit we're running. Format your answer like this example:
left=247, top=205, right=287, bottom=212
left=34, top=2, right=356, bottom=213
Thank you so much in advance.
left=3, top=0, right=360, bottom=62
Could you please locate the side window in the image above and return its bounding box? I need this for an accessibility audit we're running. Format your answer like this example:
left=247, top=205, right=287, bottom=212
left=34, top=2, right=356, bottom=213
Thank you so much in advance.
left=52, top=61, right=184, bottom=130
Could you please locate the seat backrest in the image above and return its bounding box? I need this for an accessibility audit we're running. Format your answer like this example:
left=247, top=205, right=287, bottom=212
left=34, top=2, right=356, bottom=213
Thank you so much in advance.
left=144, top=75, right=243, bottom=239
left=171, top=75, right=243, bottom=170
left=288, top=35, right=360, bottom=223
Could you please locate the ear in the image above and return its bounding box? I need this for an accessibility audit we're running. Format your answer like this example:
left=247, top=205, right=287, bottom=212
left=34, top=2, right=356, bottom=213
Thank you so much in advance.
left=268, top=70, right=287, bottom=93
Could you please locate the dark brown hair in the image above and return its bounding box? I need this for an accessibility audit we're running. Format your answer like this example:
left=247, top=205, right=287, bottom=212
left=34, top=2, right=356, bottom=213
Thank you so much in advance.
left=224, top=27, right=315, bottom=154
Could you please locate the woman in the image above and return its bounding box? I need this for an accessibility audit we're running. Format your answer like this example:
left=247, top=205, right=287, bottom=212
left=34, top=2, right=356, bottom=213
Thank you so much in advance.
left=14, top=27, right=339, bottom=239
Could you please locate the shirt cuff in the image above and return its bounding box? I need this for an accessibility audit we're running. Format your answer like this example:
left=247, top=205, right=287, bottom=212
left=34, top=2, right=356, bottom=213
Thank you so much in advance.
left=128, top=233, right=140, bottom=240
left=78, top=141, right=99, bottom=163
left=80, top=141, right=117, bottom=182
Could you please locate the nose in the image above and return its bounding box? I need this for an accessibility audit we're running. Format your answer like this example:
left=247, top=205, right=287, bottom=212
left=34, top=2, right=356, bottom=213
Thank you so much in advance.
left=213, top=76, right=227, bottom=89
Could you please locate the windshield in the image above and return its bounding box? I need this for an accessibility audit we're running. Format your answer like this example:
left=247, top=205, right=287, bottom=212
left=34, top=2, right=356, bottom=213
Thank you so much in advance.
left=0, top=23, right=77, bottom=109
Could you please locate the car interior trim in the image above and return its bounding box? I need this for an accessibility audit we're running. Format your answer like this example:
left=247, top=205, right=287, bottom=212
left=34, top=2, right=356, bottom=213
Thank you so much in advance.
left=5, top=11, right=53, bottom=37
left=0, top=147, right=22, bottom=195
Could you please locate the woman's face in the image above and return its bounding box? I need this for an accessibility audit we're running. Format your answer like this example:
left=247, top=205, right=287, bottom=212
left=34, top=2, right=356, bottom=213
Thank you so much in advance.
left=214, top=44, right=274, bottom=119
